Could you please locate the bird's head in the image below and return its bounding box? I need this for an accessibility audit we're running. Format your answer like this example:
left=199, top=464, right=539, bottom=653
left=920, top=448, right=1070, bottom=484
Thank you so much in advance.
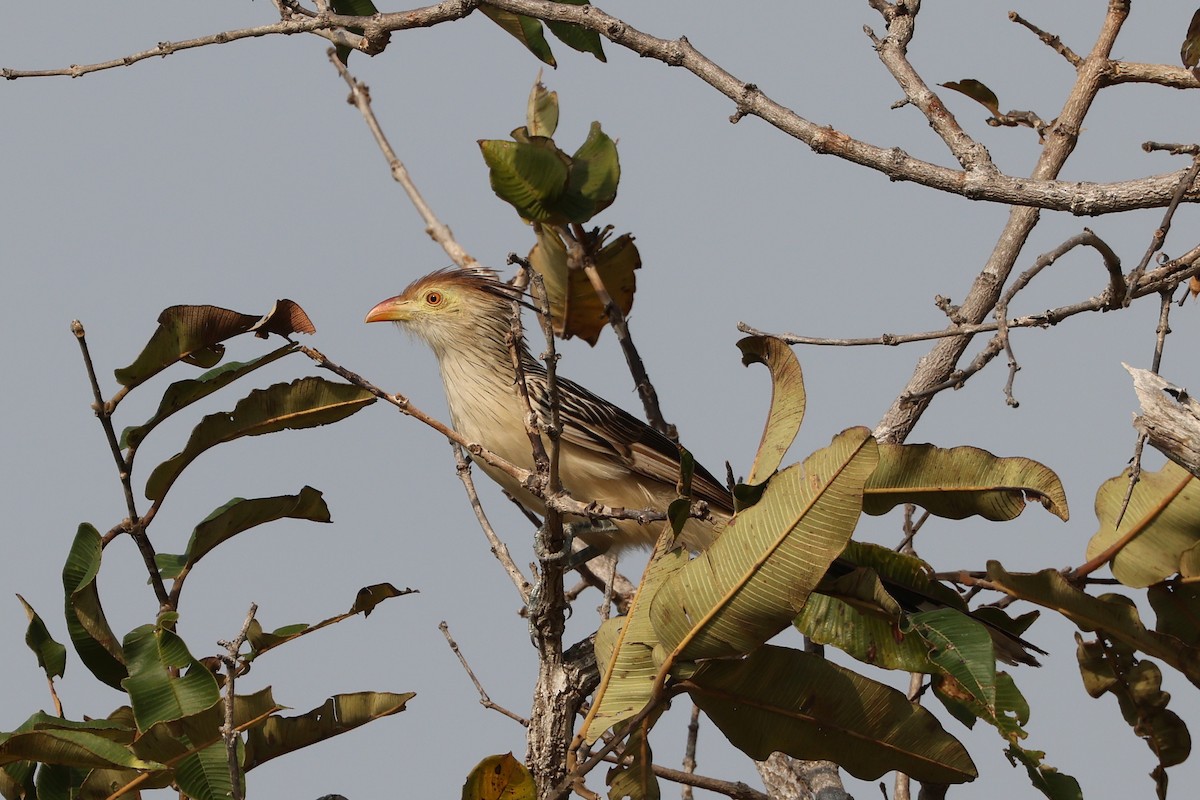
left=365, top=267, right=527, bottom=356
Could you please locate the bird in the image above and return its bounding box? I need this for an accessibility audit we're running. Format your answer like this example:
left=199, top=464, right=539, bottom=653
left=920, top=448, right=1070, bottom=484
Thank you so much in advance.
left=365, top=266, right=1044, bottom=666
left=364, top=266, right=730, bottom=553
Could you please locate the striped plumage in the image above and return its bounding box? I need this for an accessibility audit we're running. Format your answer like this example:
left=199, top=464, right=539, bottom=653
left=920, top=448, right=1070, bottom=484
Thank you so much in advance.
left=366, top=267, right=1045, bottom=666
left=365, top=267, right=731, bottom=552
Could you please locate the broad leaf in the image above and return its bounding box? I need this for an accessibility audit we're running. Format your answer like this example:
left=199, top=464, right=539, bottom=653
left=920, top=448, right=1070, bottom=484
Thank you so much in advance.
left=934, top=670, right=1030, bottom=739
left=583, top=546, right=688, bottom=743
left=480, top=137, right=571, bottom=222
left=0, top=726, right=156, bottom=771
left=605, top=724, right=659, bottom=800
left=909, top=608, right=997, bottom=712
left=62, top=524, right=126, bottom=689
left=17, top=594, right=66, bottom=680
left=1148, top=581, right=1200, bottom=643
left=986, top=563, right=1200, bottom=687
left=1088, top=460, right=1200, bottom=587
left=686, top=645, right=976, bottom=784
left=545, top=0, right=606, bottom=62
left=114, top=305, right=260, bottom=389
left=121, top=624, right=220, bottom=733
left=144, top=377, right=375, bottom=502
left=461, top=753, right=536, bottom=800
left=156, top=487, right=331, bottom=579
left=865, top=443, right=1068, bottom=521
left=738, top=335, right=805, bottom=486
left=556, top=122, right=620, bottom=222
left=242, top=693, right=414, bottom=770
left=121, top=345, right=297, bottom=449
left=528, top=227, right=639, bottom=345
left=479, top=7, right=556, bottom=67
left=650, top=427, right=877, bottom=662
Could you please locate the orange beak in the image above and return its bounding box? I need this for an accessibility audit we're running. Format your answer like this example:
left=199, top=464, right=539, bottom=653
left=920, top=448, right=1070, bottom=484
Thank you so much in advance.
left=365, top=295, right=406, bottom=323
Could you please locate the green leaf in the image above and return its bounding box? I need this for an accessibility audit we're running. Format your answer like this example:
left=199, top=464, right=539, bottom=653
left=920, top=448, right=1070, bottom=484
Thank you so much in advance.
left=121, top=345, right=297, bottom=449
left=243, top=692, right=414, bottom=770
left=61, top=524, right=126, bottom=689
left=0, top=760, right=35, bottom=800
left=526, top=78, right=559, bottom=138
left=1088, top=460, right=1200, bottom=588
left=545, top=0, right=606, bottom=62
left=156, top=487, right=331, bottom=579
left=461, top=753, right=536, bottom=800
left=941, top=79, right=1001, bottom=116
left=127, top=687, right=280, bottom=800
left=864, top=443, right=1069, bottom=521
left=114, top=305, right=262, bottom=389
left=144, top=377, right=375, bottom=502
left=650, top=428, right=877, bottom=662
left=121, top=624, right=221, bottom=732
left=909, top=608, right=997, bottom=713
left=584, top=546, right=688, bottom=743
left=17, top=594, right=66, bottom=680
left=479, top=137, right=572, bottom=223
left=687, top=645, right=976, bottom=784
left=1148, top=580, right=1200, bottom=642
left=1005, top=742, right=1083, bottom=800
left=737, top=336, right=806, bottom=487
left=556, top=121, right=620, bottom=222
left=934, top=670, right=1030, bottom=739
left=479, top=7, right=556, bottom=67
left=0, top=726, right=157, bottom=771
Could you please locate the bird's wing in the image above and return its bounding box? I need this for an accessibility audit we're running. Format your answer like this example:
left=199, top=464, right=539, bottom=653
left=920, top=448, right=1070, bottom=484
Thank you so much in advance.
left=529, top=369, right=734, bottom=514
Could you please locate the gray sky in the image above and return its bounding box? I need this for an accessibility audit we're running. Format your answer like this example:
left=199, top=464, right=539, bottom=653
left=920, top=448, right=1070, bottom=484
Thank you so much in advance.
left=4, top=2, right=1199, bottom=797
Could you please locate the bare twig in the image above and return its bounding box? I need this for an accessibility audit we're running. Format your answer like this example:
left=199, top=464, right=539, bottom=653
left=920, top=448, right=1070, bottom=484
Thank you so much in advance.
left=681, top=703, right=702, bottom=800
left=451, top=444, right=532, bottom=603
left=597, top=753, right=768, bottom=800
left=72, top=321, right=171, bottom=608
left=1009, top=11, right=1081, bottom=66
left=440, top=621, right=530, bottom=726
left=328, top=50, right=474, bottom=268
left=218, top=603, right=258, bottom=800
left=1124, top=152, right=1200, bottom=303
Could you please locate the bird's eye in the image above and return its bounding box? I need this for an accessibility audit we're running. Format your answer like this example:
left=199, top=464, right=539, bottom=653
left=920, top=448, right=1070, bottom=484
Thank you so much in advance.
left=425, top=291, right=443, bottom=306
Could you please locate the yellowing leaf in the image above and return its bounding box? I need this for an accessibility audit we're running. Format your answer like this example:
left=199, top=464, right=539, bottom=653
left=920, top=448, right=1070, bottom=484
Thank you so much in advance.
left=737, top=335, right=806, bottom=486
left=461, top=753, right=536, bottom=800
left=865, top=443, right=1068, bottom=521
left=1088, top=460, right=1200, bottom=588
left=528, top=227, right=640, bottom=345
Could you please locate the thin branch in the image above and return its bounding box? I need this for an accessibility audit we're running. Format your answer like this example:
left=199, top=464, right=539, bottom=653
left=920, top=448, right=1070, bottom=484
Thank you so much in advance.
left=439, top=620, right=529, bottom=726
left=218, top=604, right=258, bottom=800
left=6, top=1, right=1198, bottom=216
left=451, top=444, right=532, bottom=603
left=328, top=49, right=475, bottom=268
left=681, top=703, right=702, bottom=800
left=1124, top=152, right=1200, bottom=303
left=1009, top=11, right=1082, bottom=66
left=597, top=754, right=768, bottom=800
left=72, top=321, right=171, bottom=608
left=867, top=0, right=994, bottom=172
